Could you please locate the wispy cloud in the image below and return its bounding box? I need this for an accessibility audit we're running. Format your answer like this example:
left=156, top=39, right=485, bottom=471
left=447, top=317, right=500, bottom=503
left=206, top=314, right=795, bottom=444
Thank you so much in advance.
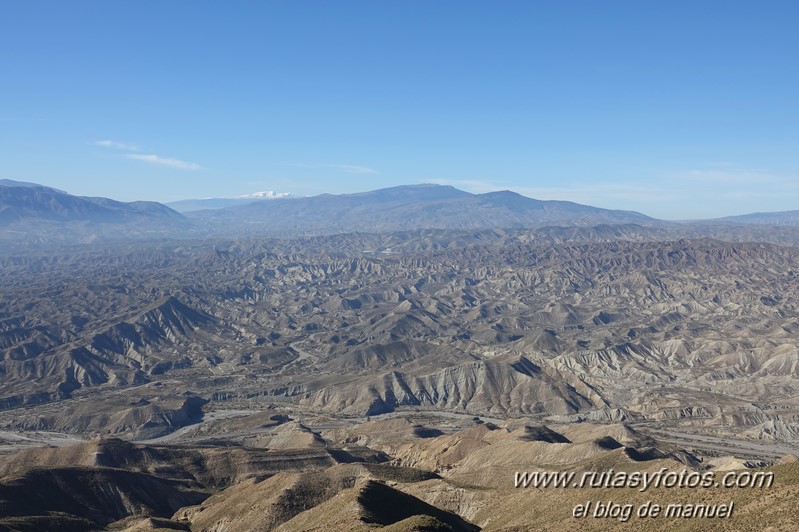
left=94, top=139, right=140, bottom=151
left=290, top=163, right=379, bottom=174
left=94, top=139, right=202, bottom=170
left=126, top=154, right=203, bottom=171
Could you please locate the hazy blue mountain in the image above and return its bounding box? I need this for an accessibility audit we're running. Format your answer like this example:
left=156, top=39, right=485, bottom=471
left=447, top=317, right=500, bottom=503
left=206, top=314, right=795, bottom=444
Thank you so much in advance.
left=0, top=181, right=184, bottom=226
left=0, top=179, right=67, bottom=192
left=718, top=210, right=799, bottom=227
left=186, top=184, right=655, bottom=237
left=0, top=180, right=193, bottom=248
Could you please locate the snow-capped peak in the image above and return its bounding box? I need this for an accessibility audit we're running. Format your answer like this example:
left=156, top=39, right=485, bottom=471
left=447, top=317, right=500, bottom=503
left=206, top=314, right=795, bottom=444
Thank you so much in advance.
left=236, top=191, right=292, bottom=200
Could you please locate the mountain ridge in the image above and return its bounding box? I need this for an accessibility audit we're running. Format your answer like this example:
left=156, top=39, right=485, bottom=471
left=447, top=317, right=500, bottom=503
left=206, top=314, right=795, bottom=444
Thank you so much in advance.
left=0, top=181, right=194, bottom=248
left=5, top=180, right=799, bottom=248
left=720, top=209, right=799, bottom=227
left=186, top=183, right=657, bottom=237
left=0, top=183, right=186, bottom=226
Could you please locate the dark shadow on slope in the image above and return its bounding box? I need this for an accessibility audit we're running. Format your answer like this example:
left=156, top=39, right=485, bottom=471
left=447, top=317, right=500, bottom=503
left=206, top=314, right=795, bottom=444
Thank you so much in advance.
left=357, top=480, right=479, bottom=531
left=518, top=425, right=571, bottom=444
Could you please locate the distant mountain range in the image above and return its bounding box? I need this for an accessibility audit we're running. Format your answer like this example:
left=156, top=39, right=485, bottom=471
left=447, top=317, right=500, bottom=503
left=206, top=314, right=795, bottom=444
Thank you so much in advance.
left=5, top=179, right=799, bottom=248
left=185, top=184, right=656, bottom=237
left=719, top=210, right=799, bottom=227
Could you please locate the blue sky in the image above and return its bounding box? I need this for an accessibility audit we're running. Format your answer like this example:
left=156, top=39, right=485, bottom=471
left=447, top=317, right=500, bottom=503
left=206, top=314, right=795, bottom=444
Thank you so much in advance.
left=1, top=1, right=797, bottom=219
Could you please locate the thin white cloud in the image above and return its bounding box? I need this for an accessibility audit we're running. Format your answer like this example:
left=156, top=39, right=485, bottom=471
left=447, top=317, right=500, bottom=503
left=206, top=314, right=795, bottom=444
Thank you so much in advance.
left=126, top=154, right=202, bottom=171
left=290, top=163, right=379, bottom=174
left=94, top=140, right=201, bottom=170
left=94, top=140, right=140, bottom=151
